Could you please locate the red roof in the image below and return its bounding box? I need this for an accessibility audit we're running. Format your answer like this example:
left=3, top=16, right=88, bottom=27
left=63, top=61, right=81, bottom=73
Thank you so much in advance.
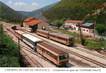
left=23, top=17, right=42, bottom=26
left=65, top=20, right=83, bottom=24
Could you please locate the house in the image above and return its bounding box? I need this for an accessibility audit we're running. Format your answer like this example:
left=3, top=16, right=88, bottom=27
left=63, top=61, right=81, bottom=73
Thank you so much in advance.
left=80, top=23, right=95, bottom=34
left=64, top=20, right=95, bottom=36
left=64, top=20, right=83, bottom=30
left=23, top=17, right=49, bottom=32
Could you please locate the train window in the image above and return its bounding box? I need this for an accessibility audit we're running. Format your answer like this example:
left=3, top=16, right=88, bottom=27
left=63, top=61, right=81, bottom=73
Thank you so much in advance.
left=59, top=54, right=68, bottom=60
left=46, top=51, right=57, bottom=60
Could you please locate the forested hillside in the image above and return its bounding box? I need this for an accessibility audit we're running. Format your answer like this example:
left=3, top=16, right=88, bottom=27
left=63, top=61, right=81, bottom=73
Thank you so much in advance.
left=0, top=1, right=25, bottom=23
left=43, top=0, right=106, bottom=23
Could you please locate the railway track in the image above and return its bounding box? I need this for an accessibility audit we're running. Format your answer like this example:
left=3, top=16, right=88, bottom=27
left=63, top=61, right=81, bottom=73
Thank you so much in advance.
left=21, top=48, right=43, bottom=67
left=21, top=45, right=48, bottom=61
left=68, top=55, right=95, bottom=67
left=67, top=50, right=106, bottom=68
left=76, top=47, right=106, bottom=60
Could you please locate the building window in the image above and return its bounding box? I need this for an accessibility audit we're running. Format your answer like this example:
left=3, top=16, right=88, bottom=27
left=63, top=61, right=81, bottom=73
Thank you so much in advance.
left=83, top=29, right=85, bottom=31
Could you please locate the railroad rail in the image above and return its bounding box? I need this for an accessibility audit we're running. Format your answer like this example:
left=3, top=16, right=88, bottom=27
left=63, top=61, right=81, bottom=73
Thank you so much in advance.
left=76, top=47, right=106, bottom=60
left=20, top=48, right=43, bottom=67
left=69, top=55, right=94, bottom=67
left=67, top=50, right=106, bottom=68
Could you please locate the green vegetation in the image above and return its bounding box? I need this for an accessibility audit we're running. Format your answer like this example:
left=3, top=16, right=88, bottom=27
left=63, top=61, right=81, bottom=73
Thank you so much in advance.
left=85, top=39, right=106, bottom=51
left=96, top=24, right=106, bottom=35
left=43, top=0, right=106, bottom=35
left=0, top=24, right=20, bottom=67
left=44, top=0, right=106, bottom=21
left=51, top=19, right=64, bottom=29
left=0, top=1, right=25, bottom=23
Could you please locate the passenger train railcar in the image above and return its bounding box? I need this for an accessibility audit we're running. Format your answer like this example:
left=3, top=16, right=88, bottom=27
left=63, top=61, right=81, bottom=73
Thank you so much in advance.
left=49, top=33, right=74, bottom=46
left=36, top=29, right=74, bottom=46
left=37, top=42, right=69, bottom=66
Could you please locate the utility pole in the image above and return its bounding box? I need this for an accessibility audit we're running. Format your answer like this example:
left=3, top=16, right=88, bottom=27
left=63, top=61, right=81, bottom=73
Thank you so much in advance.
left=78, top=23, right=85, bottom=45
left=93, top=21, right=96, bottom=38
left=0, top=23, right=4, bottom=47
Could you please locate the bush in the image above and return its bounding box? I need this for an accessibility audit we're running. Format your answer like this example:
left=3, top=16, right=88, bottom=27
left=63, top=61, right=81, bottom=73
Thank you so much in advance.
left=0, top=25, right=20, bottom=67
left=85, top=39, right=103, bottom=50
left=0, top=55, right=20, bottom=67
left=96, top=24, right=106, bottom=35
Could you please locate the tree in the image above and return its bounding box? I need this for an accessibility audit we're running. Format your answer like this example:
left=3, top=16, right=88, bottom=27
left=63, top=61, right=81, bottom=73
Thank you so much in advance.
left=52, top=19, right=63, bottom=29
left=96, top=24, right=106, bottom=35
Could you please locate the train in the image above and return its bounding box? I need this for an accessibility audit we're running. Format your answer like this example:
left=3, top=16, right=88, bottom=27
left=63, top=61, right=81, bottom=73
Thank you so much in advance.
left=37, top=42, right=69, bottom=66
left=14, top=30, right=69, bottom=66
left=36, top=29, right=74, bottom=46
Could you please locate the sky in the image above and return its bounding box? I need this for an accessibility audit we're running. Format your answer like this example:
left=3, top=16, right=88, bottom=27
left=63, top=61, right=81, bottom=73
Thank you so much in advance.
left=0, top=0, right=61, bottom=12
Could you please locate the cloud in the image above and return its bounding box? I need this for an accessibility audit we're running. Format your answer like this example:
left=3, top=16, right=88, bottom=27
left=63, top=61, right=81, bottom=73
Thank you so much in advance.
left=31, top=2, right=38, bottom=6
left=0, top=0, right=60, bottom=11
left=6, top=1, right=39, bottom=11
left=14, top=2, right=27, bottom=6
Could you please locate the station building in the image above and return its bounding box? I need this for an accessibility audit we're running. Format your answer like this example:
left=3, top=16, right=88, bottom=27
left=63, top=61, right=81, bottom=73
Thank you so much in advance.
left=23, top=17, right=49, bottom=32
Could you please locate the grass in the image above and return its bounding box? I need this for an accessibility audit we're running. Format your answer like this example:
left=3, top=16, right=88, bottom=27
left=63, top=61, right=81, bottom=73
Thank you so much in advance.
left=84, top=39, right=106, bottom=51
left=0, top=55, right=20, bottom=67
left=0, top=25, right=20, bottom=67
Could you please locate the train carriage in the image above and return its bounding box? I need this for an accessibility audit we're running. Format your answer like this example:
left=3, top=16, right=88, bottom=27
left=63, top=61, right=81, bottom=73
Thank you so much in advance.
left=37, top=42, right=69, bottom=66
left=49, top=32, right=74, bottom=46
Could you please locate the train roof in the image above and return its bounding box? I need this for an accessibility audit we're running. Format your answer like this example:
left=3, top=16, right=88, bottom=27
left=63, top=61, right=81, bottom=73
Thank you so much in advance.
left=49, top=32, right=73, bottom=38
left=38, top=42, right=67, bottom=55
left=22, top=33, right=42, bottom=43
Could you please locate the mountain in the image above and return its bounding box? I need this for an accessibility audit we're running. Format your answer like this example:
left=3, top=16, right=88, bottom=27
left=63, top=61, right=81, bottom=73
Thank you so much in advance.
left=18, top=3, right=56, bottom=21
left=43, top=0, right=106, bottom=23
left=0, top=1, right=25, bottom=23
